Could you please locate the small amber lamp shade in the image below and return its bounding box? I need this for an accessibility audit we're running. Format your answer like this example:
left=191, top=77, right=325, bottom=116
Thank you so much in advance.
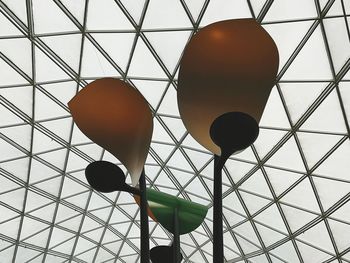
left=177, top=19, right=279, bottom=155
left=68, top=78, right=153, bottom=186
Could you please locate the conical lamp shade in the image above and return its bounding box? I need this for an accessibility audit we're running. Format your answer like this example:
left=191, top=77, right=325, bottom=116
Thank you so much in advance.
left=68, top=78, right=153, bottom=186
left=177, top=19, right=279, bottom=155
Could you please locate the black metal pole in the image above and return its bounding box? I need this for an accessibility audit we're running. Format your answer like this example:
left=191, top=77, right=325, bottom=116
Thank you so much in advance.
left=139, top=169, right=150, bottom=263
left=213, top=154, right=223, bottom=263
left=173, top=207, right=181, bottom=263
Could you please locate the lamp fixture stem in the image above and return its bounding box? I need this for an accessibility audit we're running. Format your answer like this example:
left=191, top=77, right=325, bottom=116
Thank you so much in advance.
left=139, top=169, right=150, bottom=262
left=213, top=154, right=224, bottom=263
left=173, top=207, right=181, bottom=263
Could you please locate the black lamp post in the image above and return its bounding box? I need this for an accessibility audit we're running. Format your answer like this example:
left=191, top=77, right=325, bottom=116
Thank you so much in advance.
left=177, top=19, right=279, bottom=262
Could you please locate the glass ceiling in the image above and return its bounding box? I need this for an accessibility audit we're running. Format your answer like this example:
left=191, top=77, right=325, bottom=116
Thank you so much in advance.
left=0, top=0, right=350, bottom=262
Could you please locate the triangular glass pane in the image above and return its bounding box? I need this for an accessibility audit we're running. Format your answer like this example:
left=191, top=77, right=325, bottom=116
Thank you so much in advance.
left=314, top=139, right=350, bottom=181
left=328, top=218, right=350, bottom=252
left=65, top=150, right=90, bottom=172
left=28, top=202, right=56, bottom=222
left=0, top=11, right=24, bottom=36
left=266, top=136, right=306, bottom=173
left=24, top=228, right=50, bottom=247
left=239, top=169, right=273, bottom=198
left=2, top=0, right=28, bottom=26
left=324, top=18, right=350, bottom=73
left=167, top=149, right=193, bottom=171
left=160, top=116, right=186, bottom=141
left=0, top=188, right=25, bottom=210
left=301, top=90, right=347, bottom=133
left=297, top=131, right=342, bottom=169
left=280, top=178, right=320, bottom=213
left=297, top=220, right=335, bottom=253
left=254, top=128, right=288, bottom=159
left=32, top=0, right=78, bottom=34
left=282, top=26, right=332, bottom=81
left=87, top=0, right=134, bottom=30
left=239, top=191, right=271, bottom=215
left=0, top=57, right=29, bottom=86
left=200, top=0, right=251, bottom=26
left=41, top=117, right=72, bottom=143
left=55, top=204, right=81, bottom=224
left=0, top=204, right=19, bottom=223
left=150, top=142, right=173, bottom=162
left=235, top=235, right=260, bottom=254
left=92, top=33, right=135, bottom=72
left=0, top=137, right=25, bottom=162
left=265, top=166, right=303, bottom=197
left=183, top=0, right=206, bottom=21
left=152, top=117, right=174, bottom=143
left=60, top=0, right=86, bottom=24
left=32, top=128, right=62, bottom=154
left=264, top=20, right=313, bottom=72
left=76, top=247, right=98, bottom=262
left=260, top=87, right=291, bottom=129
left=0, top=171, right=21, bottom=195
left=249, top=0, right=267, bottom=17
left=313, top=176, right=350, bottom=211
left=255, top=223, right=286, bottom=247
left=80, top=37, right=121, bottom=78
left=20, top=216, right=49, bottom=240
left=66, top=171, right=88, bottom=193
left=0, top=103, right=25, bottom=127
left=132, top=79, right=167, bottom=109
left=224, top=159, right=255, bottom=183
left=280, top=82, right=327, bottom=124
left=24, top=190, right=52, bottom=212
left=143, top=0, right=192, bottom=29
left=339, top=82, right=350, bottom=123
left=296, top=240, right=333, bottom=263
left=326, top=0, right=345, bottom=16
left=264, top=0, right=317, bottom=21
left=145, top=31, right=191, bottom=73
left=0, top=124, right=32, bottom=152
left=35, top=47, right=71, bottom=82
left=0, top=86, right=32, bottom=117
left=280, top=203, right=318, bottom=232
left=0, top=38, right=32, bottom=76
left=37, top=148, right=67, bottom=170
left=157, top=85, right=180, bottom=117
left=120, top=0, right=145, bottom=24
left=33, top=176, right=61, bottom=196
left=270, top=240, right=300, bottom=263
left=15, top=246, right=42, bottom=262
left=182, top=147, right=212, bottom=171
left=51, top=237, right=75, bottom=254
left=254, top=204, right=288, bottom=233
left=41, top=34, right=82, bottom=72
left=128, top=37, right=167, bottom=78
left=0, top=217, right=21, bottom=239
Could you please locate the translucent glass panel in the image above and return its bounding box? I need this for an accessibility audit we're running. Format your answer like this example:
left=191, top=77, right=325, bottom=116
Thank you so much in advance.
left=0, top=0, right=350, bottom=262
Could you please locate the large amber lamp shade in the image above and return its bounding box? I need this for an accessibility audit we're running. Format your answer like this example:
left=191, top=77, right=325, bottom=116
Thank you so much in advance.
left=68, top=78, right=153, bottom=186
left=177, top=18, right=279, bottom=155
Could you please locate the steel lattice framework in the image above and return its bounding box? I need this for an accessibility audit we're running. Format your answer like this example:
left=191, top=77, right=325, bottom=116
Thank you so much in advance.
left=0, top=0, right=350, bottom=262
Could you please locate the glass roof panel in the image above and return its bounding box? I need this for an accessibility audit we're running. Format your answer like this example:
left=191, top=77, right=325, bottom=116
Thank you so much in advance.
left=0, top=0, right=350, bottom=262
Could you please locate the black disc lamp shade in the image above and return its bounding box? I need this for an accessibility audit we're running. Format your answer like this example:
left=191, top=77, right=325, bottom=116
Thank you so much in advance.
left=85, top=161, right=140, bottom=195
left=210, top=112, right=259, bottom=161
